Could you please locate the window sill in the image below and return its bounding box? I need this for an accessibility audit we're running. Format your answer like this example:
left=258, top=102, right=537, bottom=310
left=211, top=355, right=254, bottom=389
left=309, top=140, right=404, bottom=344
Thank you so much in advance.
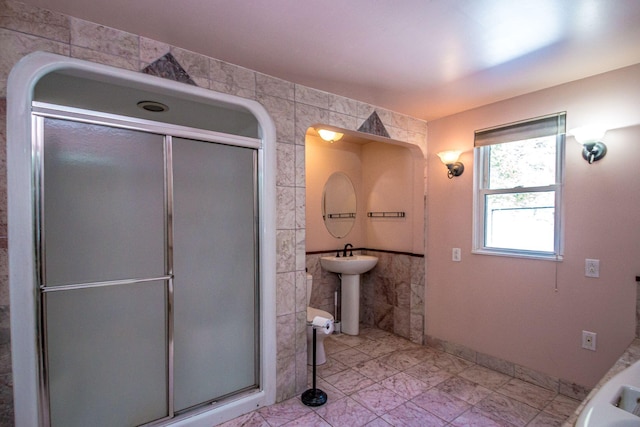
left=471, top=248, right=563, bottom=262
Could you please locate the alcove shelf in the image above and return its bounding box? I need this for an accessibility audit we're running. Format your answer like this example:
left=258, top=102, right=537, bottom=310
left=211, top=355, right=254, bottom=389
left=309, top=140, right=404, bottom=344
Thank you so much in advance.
left=327, top=212, right=356, bottom=219
left=367, top=211, right=405, bottom=218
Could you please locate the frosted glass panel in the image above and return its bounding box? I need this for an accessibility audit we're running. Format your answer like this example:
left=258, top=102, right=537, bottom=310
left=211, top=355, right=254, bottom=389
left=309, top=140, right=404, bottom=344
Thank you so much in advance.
left=172, top=137, right=257, bottom=411
left=43, top=118, right=165, bottom=286
left=46, top=282, right=168, bottom=426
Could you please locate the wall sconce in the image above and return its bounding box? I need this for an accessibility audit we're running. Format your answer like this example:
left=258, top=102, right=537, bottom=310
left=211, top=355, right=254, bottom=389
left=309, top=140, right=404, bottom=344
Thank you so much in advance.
left=317, top=129, right=344, bottom=143
left=571, top=126, right=607, bottom=164
left=437, top=150, right=464, bottom=179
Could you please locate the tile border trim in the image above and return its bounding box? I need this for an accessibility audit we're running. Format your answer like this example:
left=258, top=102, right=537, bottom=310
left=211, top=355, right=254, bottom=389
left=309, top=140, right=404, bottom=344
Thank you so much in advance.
left=425, top=334, right=591, bottom=401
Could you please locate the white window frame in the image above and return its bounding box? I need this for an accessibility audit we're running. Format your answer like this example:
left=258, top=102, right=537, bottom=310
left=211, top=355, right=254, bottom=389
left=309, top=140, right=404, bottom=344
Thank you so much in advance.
left=472, top=113, right=566, bottom=261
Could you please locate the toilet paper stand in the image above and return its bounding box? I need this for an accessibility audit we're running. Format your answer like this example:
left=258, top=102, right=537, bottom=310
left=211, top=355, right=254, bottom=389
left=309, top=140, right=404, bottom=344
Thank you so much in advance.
left=301, top=327, right=327, bottom=406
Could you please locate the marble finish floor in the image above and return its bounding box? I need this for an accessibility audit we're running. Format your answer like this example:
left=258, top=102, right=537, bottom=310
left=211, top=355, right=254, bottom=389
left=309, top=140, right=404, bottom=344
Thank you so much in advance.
left=221, top=327, right=581, bottom=426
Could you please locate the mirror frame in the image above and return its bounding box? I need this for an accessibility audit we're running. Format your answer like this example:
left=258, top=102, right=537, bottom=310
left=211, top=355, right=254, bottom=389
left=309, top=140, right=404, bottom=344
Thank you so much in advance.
left=321, top=172, right=356, bottom=238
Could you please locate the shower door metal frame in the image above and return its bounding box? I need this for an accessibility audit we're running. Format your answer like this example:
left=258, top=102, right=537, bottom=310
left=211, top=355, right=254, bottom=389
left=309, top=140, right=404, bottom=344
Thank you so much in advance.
left=8, top=52, right=276, bottom=427
left=32, top=102, right=262, bottom=426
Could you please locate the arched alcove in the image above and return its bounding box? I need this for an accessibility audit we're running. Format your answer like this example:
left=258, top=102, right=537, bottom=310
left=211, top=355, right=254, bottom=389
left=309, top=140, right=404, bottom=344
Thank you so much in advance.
left=7, top=52, right=276, bottom=427
left=304, top=125, right=426, bottom=342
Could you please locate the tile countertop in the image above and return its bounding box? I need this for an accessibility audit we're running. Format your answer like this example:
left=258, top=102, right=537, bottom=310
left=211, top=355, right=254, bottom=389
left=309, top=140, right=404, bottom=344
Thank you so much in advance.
left=563, top=338, right=640, bottom=426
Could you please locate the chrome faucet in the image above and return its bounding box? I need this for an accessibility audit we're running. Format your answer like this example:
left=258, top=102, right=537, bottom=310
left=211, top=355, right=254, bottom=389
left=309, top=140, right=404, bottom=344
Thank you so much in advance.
left=342, top=243, right=353, bottom=257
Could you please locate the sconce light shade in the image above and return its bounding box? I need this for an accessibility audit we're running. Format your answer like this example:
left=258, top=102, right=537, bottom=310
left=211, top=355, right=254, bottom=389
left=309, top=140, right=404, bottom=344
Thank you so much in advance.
left=571, top=126, right=608, bottom=164
left=317, top=129, right=344, bottom=143
left=437, top=150, right=464, bottom=179
left=436, top=150, right=461, bottom=164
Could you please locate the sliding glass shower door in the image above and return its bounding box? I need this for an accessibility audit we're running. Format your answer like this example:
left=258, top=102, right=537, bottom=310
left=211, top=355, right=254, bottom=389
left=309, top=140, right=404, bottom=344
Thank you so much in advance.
left=37, top=114, right=259, bottom=426
left=41, top=118, right=169, bottom=426
left=172, top=137, right=258, bottom=412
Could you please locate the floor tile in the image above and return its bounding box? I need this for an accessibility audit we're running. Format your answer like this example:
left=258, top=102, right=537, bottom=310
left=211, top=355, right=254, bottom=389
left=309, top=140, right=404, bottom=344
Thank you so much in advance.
left=331, top=347, right=373, bottom=367
left=218, top=411, right=270, bottom=427
left=411, top=388, right=471, bottom=422
left=305, top=377, right=346, bottom=402
left=352, top=383, right=407, bottom=416
left=527, top=411, right=565, bottom=427
left=313, top=396, right=377, bottom=427
left=374, top=333, right=418, bottom=350
left=353, top=337, right=398, bottom=358
left=379, top=372, right=431, bottom=399
left=257, top=397, right=312, bottom=427
left=331, top=333, right=371, bottom=347
left=450, top=407, right=516, bottom=427
left=323, top=367, right=376, bottom=395
left=281, top=411, right=331, bottom=426
left=323, top=337, right=350, bottom=355
left=475, top=392, right=539, bottom=427
left=364, top=417, right=391, bottom=427
left=404, top=364, right=452, bottom=388
left=402, top=346, right=440, bottom=362
left=352, top=357, right=400, bottom=382
left=381, top=400, right=447, bottom=426
left=363, top=417, right=393, bottom=426
left=459, top=365, right=512, bottom=389
left=316, top=356, right=348, bottom=379
left=358, top=327, right=393, bottom=341
left=437, top=375, right=492, bottom=405
left=433, top=352, right=475, bottom=374
left=375, top=349, right=424, bottom=371
left=543, top=394, right=582, bottom=418
left=497, top=378, right=556, bottom=410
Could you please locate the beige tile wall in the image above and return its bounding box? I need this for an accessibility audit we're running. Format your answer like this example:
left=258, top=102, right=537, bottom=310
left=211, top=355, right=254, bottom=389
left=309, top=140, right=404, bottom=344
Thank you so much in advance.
left=0, top=0, right=427, bottom=422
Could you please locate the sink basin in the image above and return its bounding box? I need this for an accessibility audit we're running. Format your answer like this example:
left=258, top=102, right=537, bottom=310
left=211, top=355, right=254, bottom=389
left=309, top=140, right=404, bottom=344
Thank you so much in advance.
left=577, top=359, right=640, bottom=426
left=320, top=255, right=378, bottom=275
left=320, top=254, right=378, bottom=336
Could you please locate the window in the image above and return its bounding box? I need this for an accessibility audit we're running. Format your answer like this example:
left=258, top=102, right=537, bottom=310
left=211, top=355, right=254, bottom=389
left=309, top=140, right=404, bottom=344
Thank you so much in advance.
left=473, top=113, right=566, bottom=260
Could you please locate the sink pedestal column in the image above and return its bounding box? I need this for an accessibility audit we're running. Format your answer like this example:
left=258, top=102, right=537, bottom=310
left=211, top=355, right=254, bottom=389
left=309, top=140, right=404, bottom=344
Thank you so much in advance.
left=341, top=274, right=360, bottom=335
left=319, top=255, right=377, bottom=336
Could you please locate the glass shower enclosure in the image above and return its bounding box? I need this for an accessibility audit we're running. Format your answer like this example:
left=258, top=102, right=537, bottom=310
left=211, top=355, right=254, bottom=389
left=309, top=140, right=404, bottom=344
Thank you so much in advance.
left=38, top=115, right=259, bottom=425
left=8, top=52, right=276, bottom=427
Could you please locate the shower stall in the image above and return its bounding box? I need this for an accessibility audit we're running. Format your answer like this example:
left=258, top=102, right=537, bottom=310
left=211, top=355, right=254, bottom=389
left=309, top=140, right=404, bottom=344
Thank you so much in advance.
left=8, top=53, right=276, bottom=426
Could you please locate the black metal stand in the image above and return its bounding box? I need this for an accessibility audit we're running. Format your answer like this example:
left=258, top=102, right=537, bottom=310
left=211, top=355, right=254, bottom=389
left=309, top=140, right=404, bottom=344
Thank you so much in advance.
left=301, top=327, right=327, bottom=406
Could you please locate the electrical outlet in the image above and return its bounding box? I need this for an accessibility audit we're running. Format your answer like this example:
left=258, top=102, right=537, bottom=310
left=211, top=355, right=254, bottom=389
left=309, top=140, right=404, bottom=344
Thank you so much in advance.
left=452, top=248, right=461, bottom=262
left=582, top=330, right=597, bottom=351
left=585, top=259, right=600, bottom=278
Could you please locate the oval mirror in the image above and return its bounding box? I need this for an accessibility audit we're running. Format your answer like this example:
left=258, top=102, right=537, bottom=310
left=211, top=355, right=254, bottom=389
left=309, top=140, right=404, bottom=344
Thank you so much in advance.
left=322, top=172, right=356, bottom=238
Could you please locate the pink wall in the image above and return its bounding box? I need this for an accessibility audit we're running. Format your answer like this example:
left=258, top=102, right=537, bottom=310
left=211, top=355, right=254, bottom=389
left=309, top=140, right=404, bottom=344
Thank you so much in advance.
left=426, top=63, right=640, bottom=388
left=362, top=141, right=425, bottom=254
left=305, top=135, right=365, bottom=251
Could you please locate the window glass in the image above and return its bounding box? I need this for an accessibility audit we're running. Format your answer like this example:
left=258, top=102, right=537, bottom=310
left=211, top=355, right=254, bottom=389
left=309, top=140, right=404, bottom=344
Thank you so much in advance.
left=473, top=113, right=565, bottom=259
left=484, top=191, right=555, bottom=252
left=488, top=137, right=556, bottom=189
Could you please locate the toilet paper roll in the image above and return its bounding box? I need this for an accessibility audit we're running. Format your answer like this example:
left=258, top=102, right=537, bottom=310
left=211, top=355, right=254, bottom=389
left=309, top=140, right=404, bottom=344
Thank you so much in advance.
left=311, top=316, right=334, bottom=335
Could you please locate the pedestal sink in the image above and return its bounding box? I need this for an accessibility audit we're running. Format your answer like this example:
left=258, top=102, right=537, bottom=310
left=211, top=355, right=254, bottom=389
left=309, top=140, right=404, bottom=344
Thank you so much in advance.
left=320, top=255, right=378, bottom=335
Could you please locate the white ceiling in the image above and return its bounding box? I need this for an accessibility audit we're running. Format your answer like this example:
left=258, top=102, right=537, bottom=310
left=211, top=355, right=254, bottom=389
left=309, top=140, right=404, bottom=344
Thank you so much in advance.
left=21, top=0, right=640, bottom=120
